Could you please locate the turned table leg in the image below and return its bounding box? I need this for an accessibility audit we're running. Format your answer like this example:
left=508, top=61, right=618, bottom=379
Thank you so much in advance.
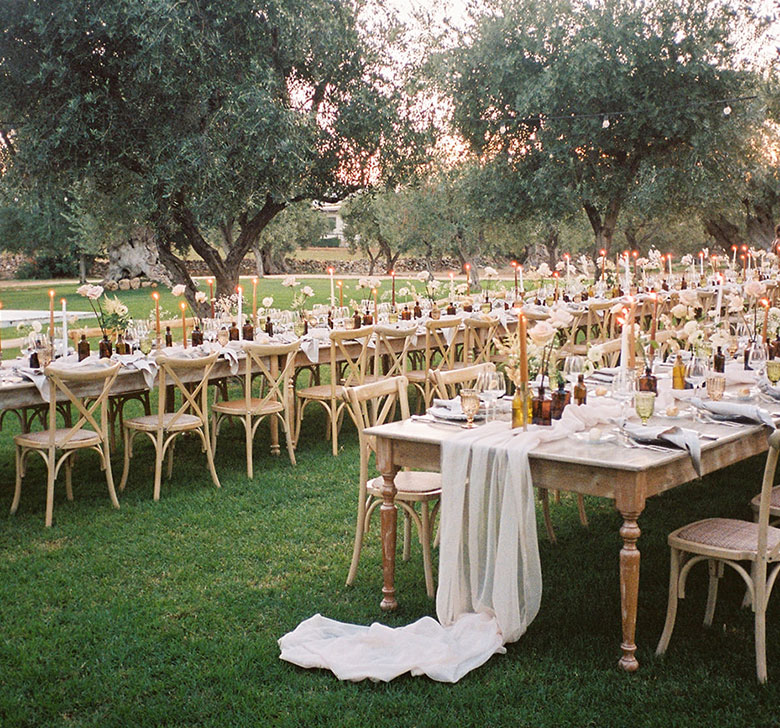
left=376, top=436, right=400, bottom=611
left=618, top=510, right=642, bottom=672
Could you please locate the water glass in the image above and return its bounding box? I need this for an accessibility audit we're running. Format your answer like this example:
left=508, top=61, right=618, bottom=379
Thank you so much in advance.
left=460, top=388, right=480, bottom=429
left=767, top=359, right=780, bottom=385
left=705, top=374, right=726, bottom=401
left=634, top=391, right=655, bottom=425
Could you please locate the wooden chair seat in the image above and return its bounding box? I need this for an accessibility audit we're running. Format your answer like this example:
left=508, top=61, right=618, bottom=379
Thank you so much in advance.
left=367, top=471, right=441, bottom=500
left=404, top=369, right=427, bottom=383
left=670, top=518, right=780, bottom=561
left=297, top=383, right=346, bottom=400
left=750, top=486, right=780, bottom=515
left=15, top=428, right=101, bottom=449
left=123, top=413, right=202, bottom=433
left=212, top=398, right=284, bottom=416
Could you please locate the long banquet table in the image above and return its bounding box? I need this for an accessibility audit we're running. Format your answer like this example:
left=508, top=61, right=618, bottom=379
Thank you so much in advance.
left=365, top=407, right=779, bottom=672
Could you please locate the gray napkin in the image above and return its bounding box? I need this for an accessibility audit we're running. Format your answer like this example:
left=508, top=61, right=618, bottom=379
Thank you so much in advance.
left=758, top=378, right=780, bottom=402
left=113, top=353, right=158, bottom=388
left=691, top=397, right=775, bottom=428
left=619, top=419, right=702, bottom=476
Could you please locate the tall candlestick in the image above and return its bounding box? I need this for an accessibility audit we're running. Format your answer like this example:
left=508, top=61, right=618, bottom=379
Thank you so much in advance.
left=649, top=293, right=658, bottom=342
left=0, top=301, right=3, bottom=357
left=391, top=270, right=396, bottom=307
left=181, top=302, right=187, bottom=348
left=620, top=313, right=629, bottom=374
left=731, top=246, right=737, bottom=269
left=61, top=298, right=67, bottom=357
left=373, top=288, right=378, bottom=322
left=49, top=289, right=55, bottom=341
left=599, top=249, right=606, bottom=281
left=763, top=299, right=770, bottom=345
left=464, top=263, right=470, bottom=295
left=699, top=251, right=704, bottom=277
left=553, top=272, right=559, bottom=301
left=564, top=254, right=571, bottom=287
left=252, top=277, right=258, bottom=329
left=236, top=285, right=243, bottom=328
left=153, top=292, right=161, bottom=346
left=328, top=267, right=335, bottom=308
left=519, top=314, right=528, bottom=384
left=714, top=275, right=723, bottom=324
left=667, top=254, right=672, bottom=277
left=512, top=262, right=518, bottom=297
left=518, top=265, right=523, bottom=294
left=623, top=252, right=630, bottom=292
left=337, top=280, right=343, bottom=308
left=207, top=279, right=215, bottom=318
left=627, top=299, right=636, bottom=369
left=632, top=250, right=638, bottom=282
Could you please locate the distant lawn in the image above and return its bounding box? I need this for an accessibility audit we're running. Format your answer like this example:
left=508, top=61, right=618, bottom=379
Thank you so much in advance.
left=1, top=381, right=780, bottom=725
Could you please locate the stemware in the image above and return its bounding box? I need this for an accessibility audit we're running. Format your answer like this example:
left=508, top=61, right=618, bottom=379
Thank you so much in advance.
left=748, top=341, right=768, bottom=375
left=478, top=371, right=506, bottom=422
left=562, top=355, right=585, bottom=387
left=611, top=368, right=636, bottom=418
left=459, top=388, right=480, bottom=429
left=766, top=359, right=780, bottom=385
left=634, top=391, right=655, bottom=425
left=705, top=374, right=726, bottom=401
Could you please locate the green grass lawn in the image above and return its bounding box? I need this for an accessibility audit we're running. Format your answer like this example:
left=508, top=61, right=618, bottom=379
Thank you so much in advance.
left=2, top=382, right=780, bottom=726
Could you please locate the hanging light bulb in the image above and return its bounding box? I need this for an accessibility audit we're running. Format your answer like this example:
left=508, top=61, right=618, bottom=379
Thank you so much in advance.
left=723, top=105, right=732, bottom=116
left=602, top=116, right=610, bottom=129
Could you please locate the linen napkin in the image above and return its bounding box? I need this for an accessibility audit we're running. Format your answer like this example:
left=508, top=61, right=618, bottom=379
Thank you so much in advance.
left=112, top=353, right=158, bottom=388
left=758, top=378, right=780, bottom=402
left=618, top=419, right=702, bottom=476
left=690, top=397, right=775, bottom=428
left=724, top=360, right=758, bottom=387
left=18, top=358, right=116, bottom=403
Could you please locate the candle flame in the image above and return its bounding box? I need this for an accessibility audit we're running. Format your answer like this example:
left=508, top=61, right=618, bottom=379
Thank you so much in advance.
left=152, top=292, right=159, bottom=300
left=180, top=301, right=186, bottom=310
left=49, top=289, right=55, bottom=297
left=761, top=298, right=770, bottom=308
left=60, top=298, right=66, bottom=305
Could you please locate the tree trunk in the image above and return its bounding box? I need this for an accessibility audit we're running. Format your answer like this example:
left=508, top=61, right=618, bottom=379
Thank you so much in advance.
left=252, top=242, right=265, bottom=277
left=78, top=253, right=88, bottom=284
left=702, top=214, right=741, bottom=249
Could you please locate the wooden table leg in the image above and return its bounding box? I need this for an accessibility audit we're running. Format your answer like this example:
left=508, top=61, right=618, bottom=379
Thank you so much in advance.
left=618, top=509, right=642, bottom=672
left=376, top=436, right=400, bottom=611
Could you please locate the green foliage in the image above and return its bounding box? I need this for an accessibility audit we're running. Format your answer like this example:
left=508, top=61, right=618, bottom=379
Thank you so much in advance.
left=0, top=0, right=429, bottom=292
left=435, top=0, right=771, bottom=252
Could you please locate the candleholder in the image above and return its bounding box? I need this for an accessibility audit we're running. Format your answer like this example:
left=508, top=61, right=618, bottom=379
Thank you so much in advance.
left=512, top=382, right=532, bottom=430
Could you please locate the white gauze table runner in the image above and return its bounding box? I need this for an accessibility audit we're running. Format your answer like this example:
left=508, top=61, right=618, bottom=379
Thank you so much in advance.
left=278, top=400, right=621, bottom=682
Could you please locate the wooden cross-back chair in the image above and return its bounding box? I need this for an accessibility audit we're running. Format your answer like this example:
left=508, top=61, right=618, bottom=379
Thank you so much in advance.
left=295, top=326, right=373, bottom=456
left=343, top=375, right=441, bottom=597
left=11, top=361, right=121, bottom=528
left=586, top=300, right=617, bottom=345
left=369, top=324, right=418, bottom=382
left=430, top=362, right=496, bottom=401
left=406, top=318, right=463, bottom=409
left=119, top=351, right=220, bottom=500
left=463, top=317, right=500, bottom=365
left=212, top=341, right=300, bottom=478
left=657, top=429, right=780, bottom=683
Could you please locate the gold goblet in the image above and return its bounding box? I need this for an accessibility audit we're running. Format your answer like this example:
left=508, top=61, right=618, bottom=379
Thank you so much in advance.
left=634, top=391, right=655, bottom=425
left=460, top=388, right=480, bottom=429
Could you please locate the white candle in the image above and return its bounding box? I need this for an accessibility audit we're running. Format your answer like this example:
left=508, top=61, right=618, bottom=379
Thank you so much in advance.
left=61, top=298, right=67, bottom=357
left=620, top=315, right=629, bottom=374
left=237, top=285, right=243, bottom=327
left=732, top=247, right=737, bottom=268
left=667, top=255, right=672, bottom=277
left=518, top=265, right=524, bottom=294
left=714, top=275, right=723, bottom=324
left=328, top=267, right=335, bottom=308
left=624, top=254, right=630, bottom=291
left=699, top=252, right=704, bottom=277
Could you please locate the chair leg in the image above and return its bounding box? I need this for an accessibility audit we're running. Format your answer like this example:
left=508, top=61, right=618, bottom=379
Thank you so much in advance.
left=346, top=498, right=368, bottom=587
left=119, top=427, right=132, bottom=492
left=203, top=430, right=221, bottom=489
left=402, top=512, right=411, bottom=562
left=210, top=413, right=219, bottom=457
left=45, top=448, right=56, bottom=528
left=756, top=597, right=768, bottom=683
left=166, top=439, right=175, bottom=480
left=65, top=457, right=74, bottom=501
left=539, top=489, right=557, bottom=544
left=704, top=559, right=722, bottom=627
left=420, top=502, right=435, bottom=599
left=283, top=414, right=296, bottom=466
left=245, top=414, right=254, bottom=479
left=656, top=547, right=681, bottom=656
left=11, top=445, right=23, bottom=514
left=330, top=402, right=339, bottom=456
left=576, top=494, right=588, bottom=528
left=104, top=446, right=120, bottom=510
left=153, top=432, right=164, bottom=501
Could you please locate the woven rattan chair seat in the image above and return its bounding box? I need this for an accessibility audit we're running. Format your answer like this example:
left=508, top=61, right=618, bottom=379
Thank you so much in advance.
left=671, top=518, right=780, bottom=560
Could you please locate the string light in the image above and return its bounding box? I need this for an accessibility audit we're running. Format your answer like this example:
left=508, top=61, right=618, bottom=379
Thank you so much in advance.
left=723, top=105, right=732, bottom=116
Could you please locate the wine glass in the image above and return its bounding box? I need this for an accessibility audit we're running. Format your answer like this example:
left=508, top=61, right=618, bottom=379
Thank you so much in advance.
left=459, top=388, right=480, bottom=429
left=748, top=341, right=768, bottom=375
left=478, top=371, right=506, bottom=422
left=611, top=368, right=635, bottom=418
left=562, top=356, right=584, bottom=387
left=139, top=335, right=152, bottom=355
left=766, top=359, right=780, bottom=385
left=686, top=355, right=707, bottom=394
left=634, top=391, right=655, bottom=425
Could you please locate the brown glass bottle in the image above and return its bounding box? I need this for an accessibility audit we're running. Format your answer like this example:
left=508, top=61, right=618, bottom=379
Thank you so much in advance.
left=77, top=334, right=90, bottom=362
left=551, top=383, right=570, bottom=420
left=413, top=301, right=422, bottom=319
left=362, top=309, right=373, bottom=326
left=191, top=325, right=203, bottom=346
left=352, top=310, right=362, bottom=329
left=637, top=366, right=658, bottom=394
left=574, top=374, right=587, bottom=405
left=265, top=316, right=274, bottom=336
left=228, top=321, right=240, bottom=341
left=99, top=335, right=113, bottom=358
left=242, top=321, right=254, bottom=341
left=532, top=386, right=551, bottom=426
left=713, top=346, right=725, bottom=373
left=115, top=333, right=128, bottom=355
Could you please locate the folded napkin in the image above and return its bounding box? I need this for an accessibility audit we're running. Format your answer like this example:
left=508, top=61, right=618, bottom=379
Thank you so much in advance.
left=112, top=353, right=158, bottom=388
left=690, top=397, right=775, bottom=428
left=758, top=377, right=780, bottom=402
left=18, top=358, right=115, bottom=403
left=724, top=360, right=757, bottom=387
left=618, top=419, right=702, bottom=476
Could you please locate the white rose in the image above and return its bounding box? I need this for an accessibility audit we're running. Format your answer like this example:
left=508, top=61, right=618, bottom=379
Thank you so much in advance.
left=528, top=321, right=556, bottom=346
left=671, top=303, right=688, bottom=319
left=195, top=291, right=207, bottom=304
left=302, top=286, right=314, bottom=297
left=536, top=263, right=552, bottom=278
left=31, top=320, right=42, bottom=333
left=262, top=296, right=274, bottom=308
left=548, top=305, right=574, bottom=328
left=76, top=284, right=91, bottom=297
left=678, top=290, right=699, bottom=307
left=171, top=284, right=186, bottom=297
left=744, top=280, right=765, bottom=299
left=417, top=271, right=430, bottom=282
left=484, top=266, right=498, bottom=278
left=727, top=295, right=744, bottom=313
left=369, top=276, right=382, bottom=289
left=398, top=287, right=409, bottom=297
left=282, top=275, right=298, bottom=288
left=683, top=320, right=698, bottom=337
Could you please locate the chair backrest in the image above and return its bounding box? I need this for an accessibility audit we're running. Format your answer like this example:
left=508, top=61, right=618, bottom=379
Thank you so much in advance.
left=373, top=325, right=417, bottom=379
left=586, top=301, right=616, bottom=344
left=757, top=430, right=780, bottom=562
left=44, top=361, right=121, bottom=448
left=430, top=362, right=496, bottom=400
left=343, top=376, right=410, bottom=489
left=155, top=351, right=219, bottom=430
left=424, top=318, right=462, bottom=372
left=242, top=341, right=300, bottom=412
left=329, top=326, right=374, bottom=395
left=588, top=337, right=622, bottom=368
left=463, top=316, right=500, bottom=364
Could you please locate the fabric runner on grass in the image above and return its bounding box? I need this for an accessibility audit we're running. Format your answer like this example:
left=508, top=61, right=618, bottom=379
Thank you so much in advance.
left=278, top=400, right=622, bottom=682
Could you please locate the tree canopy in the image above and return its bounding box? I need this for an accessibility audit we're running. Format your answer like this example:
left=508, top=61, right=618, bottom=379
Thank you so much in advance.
left=0, top=0, right=427, bottom=299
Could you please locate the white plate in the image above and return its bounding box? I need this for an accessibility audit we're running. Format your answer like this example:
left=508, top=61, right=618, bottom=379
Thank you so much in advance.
left=573, top=431, right=616, bottom=445
left=427, top=406, right=485, bottom=422
left=656, top=408, right=691, bottom=420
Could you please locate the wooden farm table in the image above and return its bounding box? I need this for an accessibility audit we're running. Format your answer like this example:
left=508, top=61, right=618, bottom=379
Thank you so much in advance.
left=365, top=411, right=779, bottom=672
